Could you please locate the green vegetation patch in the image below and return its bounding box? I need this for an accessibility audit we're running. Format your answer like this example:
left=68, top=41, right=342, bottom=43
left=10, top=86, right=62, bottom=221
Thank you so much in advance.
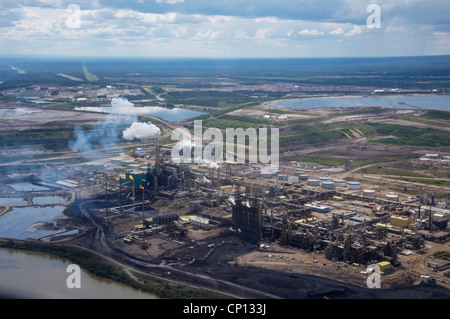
left=422, top=110, right=450, bottom=121
left=434, top=251, right=450, bottom=261
left=349, top=156, right=402, bottom=167
left=398, top=178, right=450, bottom=188
left=371, top=123, right=450, bottom=147
left=280, top=129, right=346, bottom=143
left=82, top=62, right=99, bottom=82
left=359, top=165, right=431, bottom=178
left=0, top=128, right=76, bottom=151
left=293, top=156, right=404, bottom=167
left=299, top=156, right=347, bottom=166
left=201, top=114, right=271, bottom=130
left=164, top=90, right=260, bottom=108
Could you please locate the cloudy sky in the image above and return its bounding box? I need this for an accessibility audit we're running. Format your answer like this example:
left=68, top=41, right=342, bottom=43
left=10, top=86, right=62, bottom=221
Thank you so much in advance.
left=0, top=0, right=449, bottom=57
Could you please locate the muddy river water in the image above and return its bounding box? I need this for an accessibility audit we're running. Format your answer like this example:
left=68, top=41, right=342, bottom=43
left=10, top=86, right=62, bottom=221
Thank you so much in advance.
left=0, top=248, right=158, bottom=299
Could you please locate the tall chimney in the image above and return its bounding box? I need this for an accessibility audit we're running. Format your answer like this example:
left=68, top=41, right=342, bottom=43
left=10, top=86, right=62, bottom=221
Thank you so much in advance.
left=216, top=167, right=220, bottom=207
left=155, top=134, right=160, bottom=176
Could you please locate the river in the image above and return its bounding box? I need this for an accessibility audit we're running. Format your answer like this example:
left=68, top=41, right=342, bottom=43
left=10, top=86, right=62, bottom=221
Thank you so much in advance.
left=0, top=248, right=158, bottom=299
left=267, top=94, right=450, bottom=110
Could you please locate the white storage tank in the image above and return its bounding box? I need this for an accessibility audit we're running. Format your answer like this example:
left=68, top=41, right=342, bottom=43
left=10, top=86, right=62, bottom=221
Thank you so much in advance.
left=307, top=179, right=320, bottom=187
left=348, top=181, right=361, bottom=190
left=288, top=176, right=299, bottom=184
left=135, top=148, right=146, bottom=157
left=386, top=193, right=399, bottom=202
left=321, top=181, right=335, bottom=190
left=252, top=170, right=261, bottom=177
left=333, top=179, right=347, bottom=187
left=363, top=189, right=376, bottom=198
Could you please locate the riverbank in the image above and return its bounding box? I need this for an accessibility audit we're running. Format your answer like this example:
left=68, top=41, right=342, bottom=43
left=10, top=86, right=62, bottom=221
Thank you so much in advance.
left=0, top=238, right=229, bottom=299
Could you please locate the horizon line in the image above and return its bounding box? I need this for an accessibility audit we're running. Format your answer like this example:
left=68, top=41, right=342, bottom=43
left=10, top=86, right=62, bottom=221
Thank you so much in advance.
left=1, top=54, right=450, bottom=60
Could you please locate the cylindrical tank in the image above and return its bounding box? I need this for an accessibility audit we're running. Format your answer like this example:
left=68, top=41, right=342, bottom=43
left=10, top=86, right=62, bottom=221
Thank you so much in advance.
left=299, top=174, right=309, bottom=181
left=135, top=147, right=146, bottom=157
left=128, top=164, right=141, bottom=170
left=252, top=169, right=261, bottom=177
left=363, top=189, right=376, bottom=198
left=288, top=176, right=299, bottom=184
left=319, top=177, right=331, bottom=181
left=294, top=171, right=305, bottom=176
left=386, top=194, right=399, bottom=202
left=348, top=181, right=361, bottom=190
left=277, top=174, right=287, bottom=181
left=333, top=179, right=347, bottom=187
left=321, top=181, right=335, bottom=190
left=261, top=172, right=273, bottom=179
left=121, top=160, right=136, bottom=167
left=307, top=179, right=320, bottom=187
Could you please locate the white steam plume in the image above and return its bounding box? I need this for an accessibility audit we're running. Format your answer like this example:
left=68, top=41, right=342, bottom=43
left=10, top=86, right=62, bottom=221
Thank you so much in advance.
left=123, top=122, right=161, bottom=141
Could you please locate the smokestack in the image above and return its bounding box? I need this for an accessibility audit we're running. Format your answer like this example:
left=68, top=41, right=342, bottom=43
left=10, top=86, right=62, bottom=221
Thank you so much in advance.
left=217, top=168, right=220, bottom=207
left=155, top=134, right=160, bottom=176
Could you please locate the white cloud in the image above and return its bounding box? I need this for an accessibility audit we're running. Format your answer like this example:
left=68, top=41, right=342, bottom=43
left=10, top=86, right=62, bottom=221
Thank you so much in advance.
left=254, top=17, right=278, bottom=23
left=0, top=1, right=449, bottom=57
left=298, top=29, right=324, bottom=36
left=155, top=0, right=185, bottom=4
left=254, top=28, right=270, bottom=39
left=329, top=27, right=344, bottom=35
left=344, top=25, right=363, bottom=37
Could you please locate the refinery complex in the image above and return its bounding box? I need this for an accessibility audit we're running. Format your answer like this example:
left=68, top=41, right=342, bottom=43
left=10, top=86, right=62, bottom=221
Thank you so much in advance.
left=1, top=129, right=449, bottom=298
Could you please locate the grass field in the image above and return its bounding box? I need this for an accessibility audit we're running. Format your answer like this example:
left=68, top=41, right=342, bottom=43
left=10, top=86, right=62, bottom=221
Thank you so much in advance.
left=58, top=73, right=83, bottom=81
left=82, top=62, right=99, bottom=82
left=359, top=165, right=431, bottom=178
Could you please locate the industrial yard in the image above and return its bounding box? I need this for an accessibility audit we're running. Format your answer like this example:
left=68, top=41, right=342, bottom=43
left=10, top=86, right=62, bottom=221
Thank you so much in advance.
left=1, top=119, right=449, bottom=298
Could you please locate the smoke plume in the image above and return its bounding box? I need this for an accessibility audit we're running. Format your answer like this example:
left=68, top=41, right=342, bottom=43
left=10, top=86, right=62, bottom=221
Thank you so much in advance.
left=123, top=122, right=160, bottom=141
left=69, top=97, right=160, bottom=158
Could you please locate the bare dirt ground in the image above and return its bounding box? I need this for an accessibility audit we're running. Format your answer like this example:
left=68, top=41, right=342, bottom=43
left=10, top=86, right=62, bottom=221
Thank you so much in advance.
left=235, top=241, right=450, bottom=291
left=0, top=104, right=110, bottom=132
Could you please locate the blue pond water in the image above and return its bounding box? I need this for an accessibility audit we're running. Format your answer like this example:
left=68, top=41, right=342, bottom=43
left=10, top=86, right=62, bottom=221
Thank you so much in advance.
left=0, top=198, right=27, bottom=206
left=0, top=206, right=66, bottom=239
left=268, top=95, right=450, bottom=110
left=7, top=182, right=50, bottom=192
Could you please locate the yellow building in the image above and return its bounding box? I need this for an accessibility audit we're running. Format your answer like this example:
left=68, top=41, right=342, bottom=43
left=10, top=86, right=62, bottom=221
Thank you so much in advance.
left=390, top=215, right=411, bottom=228
left=220, top=185, right=233, bottom=191
left=377, top=261, right=394, bottom=274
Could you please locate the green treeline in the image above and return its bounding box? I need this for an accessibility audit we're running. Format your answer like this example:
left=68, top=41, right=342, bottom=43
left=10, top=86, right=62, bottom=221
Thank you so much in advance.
left=0, top=239, right=230, bottom=299
left=0, top=128, right=76, bottom=151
